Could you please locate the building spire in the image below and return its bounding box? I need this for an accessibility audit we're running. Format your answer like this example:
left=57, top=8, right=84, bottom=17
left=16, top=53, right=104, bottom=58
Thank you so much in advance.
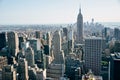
left=79, top=3, right=81, bottom=13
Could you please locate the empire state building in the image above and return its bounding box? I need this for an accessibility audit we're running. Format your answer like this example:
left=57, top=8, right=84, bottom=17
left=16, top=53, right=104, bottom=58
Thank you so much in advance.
left=76, top=8, right=83, bottom=44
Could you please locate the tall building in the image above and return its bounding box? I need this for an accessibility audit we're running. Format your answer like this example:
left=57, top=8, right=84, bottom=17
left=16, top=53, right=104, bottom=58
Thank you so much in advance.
left=36, top=50, right=46, bottom=70
left=52, top=31, right=62, bottom=63
left=35, top=31, right=42, bottom=39
left=44, top=32, right=52, bottom=56
left=0, top=32, right=7, bottom=50
left=25, top=47, right=34, bottom=67
left=68, top=27, right=74, bottom=53
left=76, top=8, right=83, bottom=44
left=47, top=31, right=65, bottom=79
left=7, top=32, right=19, bottom=56
left=84, top=37, right=105, bottom=75
left=63, top=28, right=68, bottom=38
left=114, top=28, right=120, bottom=40
left=2, top=65, right=16, bottom=80
left=17, top=58, right=28, bottom=80
left=46, top=32, right=52, bottom=48
left=27, top=38, right=41, bottom=61
left=65, top=54, right=82, bottom=80
left=19, top=36, right=26, bottom=50
left=109, top=53, right=120, bottom=80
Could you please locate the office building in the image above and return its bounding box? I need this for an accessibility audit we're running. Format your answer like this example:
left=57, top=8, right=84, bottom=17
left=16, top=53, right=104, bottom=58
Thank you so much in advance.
left=109, top=53, right=120, bottom=80
left=44, top=45, right=50, bottom=55
left=63, top=28, right=68, bottom=36
left=7, top=32, right=19, bottom=56
left=46, top=32, right=52, bottom=48
left=19, top=36, right=26, bottom=50
left=17, top=58, right=28, bottom=80
left=52, top=31, right=62, bottom=63
left=2, top=65, right=16, bottom=80
left=27, top=38, right=42, bottom=60
left=114, top=28, right=120, bottom=40
left=65, top=54, right=82, bottom=80
left=0, top=32, right=7, bottom=50
left=68, top=27, right=74, bottom=53
left=84, top=37, right=105, bottom=75
left=35, top=31, right=42, bottom=39
left=25, top=47, right=34, bottom=67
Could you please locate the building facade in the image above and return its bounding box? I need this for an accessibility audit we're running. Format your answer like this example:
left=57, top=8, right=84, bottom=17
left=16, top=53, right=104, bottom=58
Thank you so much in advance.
left=84, top=37, right=105, bottom=75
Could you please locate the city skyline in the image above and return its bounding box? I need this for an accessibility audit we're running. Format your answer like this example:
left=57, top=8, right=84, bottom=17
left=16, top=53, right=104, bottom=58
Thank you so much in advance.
left=0, top=0, right=120, bottom=24
left=0, top=1, right=120, bottom=79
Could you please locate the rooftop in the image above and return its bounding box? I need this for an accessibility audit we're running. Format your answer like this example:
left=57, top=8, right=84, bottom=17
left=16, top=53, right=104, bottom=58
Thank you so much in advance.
left=85, top=36, right=105, bottom=40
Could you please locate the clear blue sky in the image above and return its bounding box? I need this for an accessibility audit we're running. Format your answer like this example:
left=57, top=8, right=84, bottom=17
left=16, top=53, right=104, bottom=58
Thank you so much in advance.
left=0, top=0, right=120, bottom=24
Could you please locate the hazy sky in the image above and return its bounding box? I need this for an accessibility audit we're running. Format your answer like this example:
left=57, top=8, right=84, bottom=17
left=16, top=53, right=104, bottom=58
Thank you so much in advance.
left=0, top=0, right=120, bottom=24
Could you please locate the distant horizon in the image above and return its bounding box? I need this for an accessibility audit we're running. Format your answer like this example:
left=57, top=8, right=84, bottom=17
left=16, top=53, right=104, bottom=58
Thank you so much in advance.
left=0, top=21, right=120, bottom=25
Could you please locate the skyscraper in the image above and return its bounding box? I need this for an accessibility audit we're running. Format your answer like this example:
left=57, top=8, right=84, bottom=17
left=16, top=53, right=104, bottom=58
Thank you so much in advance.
left=47, top=31, right=65, bottom=79
left=76, top=8, right=83, bottom=44
left=68, top=27, right=74, bottom=53
left=0, top=32, right=7, bottom=50
left=63, top=28, right=68, bottom=39
left=52, top=31, right=62, bottom=63
left=114, top=28, right=120, bottom=40
left=2, top=65, right=16, bottom=80
left=27, top=38, right=41, bottom=61
left=35, top=31, right=42, bottom=39
left=7, top=32, right=19, bottom=57
left=46, top=32, right=52, bottom=48
left=25, top=47, right=34, bottom=67
left=109, top=53, right=120, bottom=80
left=19, top=36, right=26, bottom=50
left=17, top=58, right=28, bottom=80
left=84, top=37, right=105, bottom=75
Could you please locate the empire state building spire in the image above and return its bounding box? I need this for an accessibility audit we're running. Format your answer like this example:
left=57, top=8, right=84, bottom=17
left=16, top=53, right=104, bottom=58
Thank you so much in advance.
left=79, top=4, right=81, bottom=13
left=76, top=6, right=83, bottom=44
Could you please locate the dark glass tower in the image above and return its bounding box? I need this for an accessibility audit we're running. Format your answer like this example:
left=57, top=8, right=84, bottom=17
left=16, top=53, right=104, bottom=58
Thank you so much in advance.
left=110, top=53, right=120, bottom=80
left=0, top=32, right=7, bottom=50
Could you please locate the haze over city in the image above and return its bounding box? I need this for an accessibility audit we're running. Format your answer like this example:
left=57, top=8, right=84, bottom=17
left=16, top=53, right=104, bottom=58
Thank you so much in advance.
left=0, top=0, right=120, bottom=24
